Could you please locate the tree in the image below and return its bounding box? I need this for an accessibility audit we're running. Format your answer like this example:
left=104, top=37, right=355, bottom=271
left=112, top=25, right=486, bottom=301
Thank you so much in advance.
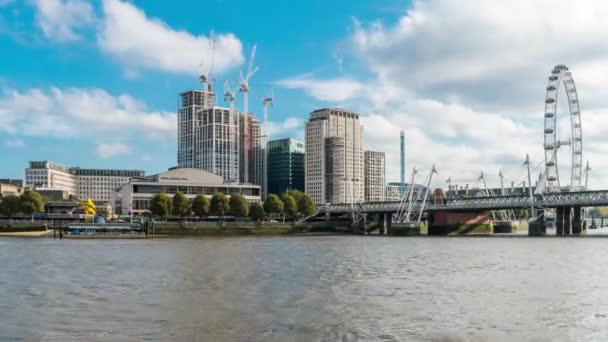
left=264, top=194, right=284, bottom=217
left=150, top=193, right=171, bottom=218
left=20, top=190, right=45, bottom=214
left=192, top=194, right=210, bottom=217
left=172, top=192, right=191, bottom=217
left=287, top=189, right=304, bottom=203
left=0, top=195, right=21, bottom=219
left=249, top=202, right=265, bottom=223
left=228, top=194, right=249, bottom=217
left=297, top=193, right=317, bottom=217
left=210, top=193, right=229, bottom=217
left=281, top=194, right=297, bottom=221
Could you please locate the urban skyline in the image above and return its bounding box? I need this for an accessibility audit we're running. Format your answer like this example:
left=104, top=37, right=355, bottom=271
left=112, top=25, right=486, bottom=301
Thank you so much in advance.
left=2, top=1, right=608, bottom=191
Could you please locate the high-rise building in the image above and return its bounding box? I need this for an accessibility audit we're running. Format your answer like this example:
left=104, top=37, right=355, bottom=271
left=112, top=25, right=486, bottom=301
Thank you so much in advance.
left=24, top=161, right=144, bottom=203
left=177, top=90, right=239, bottom=182
left=177, top=90, right=215, bottom=169
left=267, top=138, right=305, bottom=195
left=239, top=113, right=263, bottom=186
left=305, top=108, right=364, bottom=204
left=364, top=150, right=386, bottom=202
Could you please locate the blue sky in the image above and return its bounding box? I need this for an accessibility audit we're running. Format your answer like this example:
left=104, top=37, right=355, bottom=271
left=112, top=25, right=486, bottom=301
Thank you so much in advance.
left=2, top=0, right=608, bottom=189
left=0, top=0, right=405, bottom=178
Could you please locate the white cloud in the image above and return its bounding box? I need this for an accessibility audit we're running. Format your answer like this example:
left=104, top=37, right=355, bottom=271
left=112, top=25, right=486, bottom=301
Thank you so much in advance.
left=4, top=138, right=24, bottom=148
left=98, top=0, right=244, bottom=76
left=266, top=117, right=304, bottom=139
left=0, top=87, right=176, bottom=142
left=283, top=0, right=608, bottom=189
left=276, top=74, right=364, bottom=102
left=96, top=142, right=129, bottom=159
left=30, top=0, right=94, bottom=42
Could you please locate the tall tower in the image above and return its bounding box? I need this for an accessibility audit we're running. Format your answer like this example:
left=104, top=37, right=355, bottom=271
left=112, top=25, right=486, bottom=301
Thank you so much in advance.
left=400, top=129, right=405, bottom=196
left=305, top=108, right=364, bottom=205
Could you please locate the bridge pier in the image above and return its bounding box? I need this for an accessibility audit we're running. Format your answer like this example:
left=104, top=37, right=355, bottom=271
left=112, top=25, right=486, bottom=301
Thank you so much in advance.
left=378, top=213, right=387, bottom=235
left=564, top=207, right=572, bottom=235
left=556, top=207, right=565, bottom=236
left=572, top=207, right=583, bottom=235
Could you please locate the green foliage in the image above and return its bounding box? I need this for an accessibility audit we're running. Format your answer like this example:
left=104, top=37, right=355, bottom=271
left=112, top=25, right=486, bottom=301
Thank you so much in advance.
left=171, top=192, right=191, bottom=217
left=281, top=194, right=297, bottom=220
left=192, top=194, right=210, bottom=217
left=150, top=193, right=171, bottom=218
left=210, top=193, right=229, bottom=217
left=286, top=189, right=304, bottom=203
left=228, top=194, right=249, bottom=217
left=97, top=208, right=110, bottom=217
left=264, top=194, right=284, bottom=216
left=589, top=207, right=608, bottom=217
left=249, top=202, right=265, bottom=222
left=0, top=195, right=21, bottom=218
left=20, top=190, right=45, bottom=214
left=297, top=193, right=317, bottom=217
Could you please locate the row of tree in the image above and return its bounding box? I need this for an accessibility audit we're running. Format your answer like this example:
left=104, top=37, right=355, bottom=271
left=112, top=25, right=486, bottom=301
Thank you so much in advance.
left=0, top=190, right=46, bottom=218
left=149, top=189, right=316, bottom=221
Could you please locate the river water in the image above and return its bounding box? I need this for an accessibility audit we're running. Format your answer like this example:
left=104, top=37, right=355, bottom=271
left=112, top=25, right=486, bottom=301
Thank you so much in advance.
left=2, top=235, right=608, bottom=341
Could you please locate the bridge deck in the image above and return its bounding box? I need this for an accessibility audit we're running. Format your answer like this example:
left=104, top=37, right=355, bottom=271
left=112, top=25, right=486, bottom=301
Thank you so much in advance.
left=322, top=190, right=608, bottom=214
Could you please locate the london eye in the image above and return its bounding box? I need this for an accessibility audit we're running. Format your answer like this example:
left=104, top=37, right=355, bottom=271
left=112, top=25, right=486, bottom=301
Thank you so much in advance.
left=544, top=64, right=583, bottom=192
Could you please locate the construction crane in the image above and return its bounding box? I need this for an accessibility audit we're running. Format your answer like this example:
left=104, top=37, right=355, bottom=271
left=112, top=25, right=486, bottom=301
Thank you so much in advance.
left=199, top=31, right=216, bottom=108
left=261, top=89, right=274, bottom=198
left=239, top=45, right=259, bottom=184
left=224, top=80, right=238, bottom=182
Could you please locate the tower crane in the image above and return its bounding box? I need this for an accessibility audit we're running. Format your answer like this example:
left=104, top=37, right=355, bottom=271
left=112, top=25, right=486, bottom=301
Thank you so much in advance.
left=224, top=80, right=238, bottom=182
left=199, top=31, right=216, bottom=106
left=239, top=45, right=259, bottom=183
left=261, top=89, right=274, bottom=198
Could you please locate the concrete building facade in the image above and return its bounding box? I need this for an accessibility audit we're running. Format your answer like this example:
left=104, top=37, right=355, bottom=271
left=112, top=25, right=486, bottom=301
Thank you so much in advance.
left=177, top=90, right=239, bottom=182
left=364, top=150, right=386, bottom=202
left=305, top=108, right=364, bottom=205
left=24, top=161, right=144, bottom=203
left=113, top=168, right=261, bottom=215
left=267, top=138, right=305, bottom=195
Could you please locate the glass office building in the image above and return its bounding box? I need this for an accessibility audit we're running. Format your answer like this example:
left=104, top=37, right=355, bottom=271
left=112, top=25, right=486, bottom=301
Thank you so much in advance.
left=266, top=138, right=305, bottom=195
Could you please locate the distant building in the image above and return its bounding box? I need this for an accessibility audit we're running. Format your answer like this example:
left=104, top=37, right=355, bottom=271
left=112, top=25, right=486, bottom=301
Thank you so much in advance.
left=0, top=179, right=23, bottom=187
left=0, top=183, right=23, bottom=197
left=267, top=138, right=305, bottom=195
left=386, top=182, right=427, bottom=202
left=305, top=108, right=364, bottom=204
left=24, top=161, right=144, bottom=203
left=239, top=113, right=263, bottom=186
left=364, top=150, right=386, bottom=202
left=113, top=168, right=261, bottom=215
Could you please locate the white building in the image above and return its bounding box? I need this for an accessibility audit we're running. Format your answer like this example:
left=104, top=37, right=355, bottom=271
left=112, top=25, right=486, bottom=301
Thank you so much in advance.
left=24, top=161, right=144, bottom=203
left=113, top=168, right=261, bottom=215
left=305, top=108, right=364, bottom=205
left=364, top=150, right=386, bottom=202
left=385, top=184, right=402, bottom=202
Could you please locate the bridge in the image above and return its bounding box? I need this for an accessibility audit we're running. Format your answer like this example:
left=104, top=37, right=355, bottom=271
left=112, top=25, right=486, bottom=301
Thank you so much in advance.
left=320, top=190, right=608, bottom=214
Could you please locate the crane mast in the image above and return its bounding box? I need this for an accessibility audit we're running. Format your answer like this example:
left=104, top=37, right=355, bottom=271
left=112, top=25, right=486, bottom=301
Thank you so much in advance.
left=239, top=45, right=259, bottom=184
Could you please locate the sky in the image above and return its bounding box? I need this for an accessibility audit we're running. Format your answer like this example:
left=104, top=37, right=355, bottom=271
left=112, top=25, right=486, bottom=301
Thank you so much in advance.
left=2, top=0, right=608, bottom=190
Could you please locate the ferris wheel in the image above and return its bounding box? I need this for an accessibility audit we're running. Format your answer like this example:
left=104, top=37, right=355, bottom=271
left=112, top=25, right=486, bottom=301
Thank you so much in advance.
left=544, top=64, right=583, bottom=192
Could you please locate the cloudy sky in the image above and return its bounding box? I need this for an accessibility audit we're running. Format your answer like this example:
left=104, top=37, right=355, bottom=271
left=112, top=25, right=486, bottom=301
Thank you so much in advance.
left=1, top=0, right=608, bottom=190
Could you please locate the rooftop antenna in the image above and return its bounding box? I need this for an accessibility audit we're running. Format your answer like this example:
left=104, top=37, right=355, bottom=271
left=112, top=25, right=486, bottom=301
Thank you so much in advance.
left=239, top=45, right=259, bottom=184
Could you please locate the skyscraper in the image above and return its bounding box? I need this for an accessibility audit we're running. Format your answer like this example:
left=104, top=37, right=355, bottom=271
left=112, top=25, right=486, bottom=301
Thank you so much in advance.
left=239, top=113, right=263, bottom=186
left=177, top=90, right=239, bottom=182
left=364, top=150, right=386, bottom=202
left=267, top=138, right=305, bottom=195
left=305, top=108, right=364, bottom=204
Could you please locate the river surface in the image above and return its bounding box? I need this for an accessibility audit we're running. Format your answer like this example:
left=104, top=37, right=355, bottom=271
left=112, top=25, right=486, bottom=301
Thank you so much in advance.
left=3, top=235, right=608, bottom=341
